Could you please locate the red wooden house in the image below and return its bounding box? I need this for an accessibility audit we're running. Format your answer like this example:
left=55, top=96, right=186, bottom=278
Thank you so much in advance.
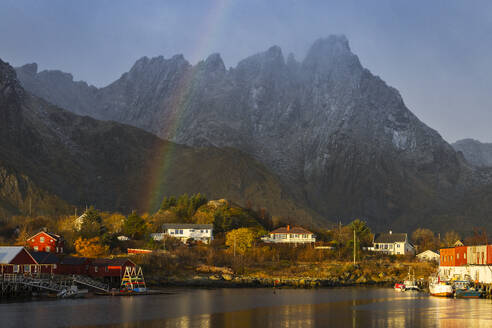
left=89, top=258, right=135, bottom=282
left=58, top=257, right=91, bottom=275
left=0, top=246, right=38, bottom=274
left=27, top=231, right=65, bottom=254
left=30, top=252, right=60, bottom=274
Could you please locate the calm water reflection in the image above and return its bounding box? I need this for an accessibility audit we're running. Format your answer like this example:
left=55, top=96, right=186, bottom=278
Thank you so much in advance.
left=1, top=288, right=492, bottom=327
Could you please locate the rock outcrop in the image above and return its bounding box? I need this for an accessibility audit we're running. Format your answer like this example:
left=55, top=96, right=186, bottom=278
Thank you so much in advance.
left=453, top=139, right=492, bottom=167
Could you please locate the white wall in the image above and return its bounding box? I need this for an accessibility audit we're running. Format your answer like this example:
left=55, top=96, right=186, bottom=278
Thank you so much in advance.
left=439, top=266, right=492, bottom=283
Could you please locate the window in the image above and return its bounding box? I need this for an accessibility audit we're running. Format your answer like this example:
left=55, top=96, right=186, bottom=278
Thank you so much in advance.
left=13, top=265, right=19, bottom=273
left=40, top=237, right=45, bottom=243
left=457, top=253, right=460, bottom=260
left=24, top=265, right=30, bottom=273
left=45, top=246, right=51, bottom=252
left=180, top=230, right=184, bottom=234
left=464, top=253, right=466, bottom=259
left=95, top=266, right=98, bottom=273
left=397, top=244, right=400, bottom=248
left=53, top=264, right=57, bottom=269
left=33, top=246, right=38, bottom=251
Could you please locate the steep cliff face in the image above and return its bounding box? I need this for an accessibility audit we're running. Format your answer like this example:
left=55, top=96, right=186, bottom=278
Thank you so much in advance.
left=3, top=59, right=319, bottom=223
left=453, top=139, right=492, bottom=167
left=15, top=63, right=100, bottom=118
left=13, top=36, right=492, bottom=230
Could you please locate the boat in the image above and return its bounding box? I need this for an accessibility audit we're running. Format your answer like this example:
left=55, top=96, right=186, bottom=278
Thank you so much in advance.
left=394, top=268, right=420, bottom=292
left=403, top=268, right=420, bottom=291
left=453, top=280, right=482, bottom=299
left=429, top=277, right=453, bottom=297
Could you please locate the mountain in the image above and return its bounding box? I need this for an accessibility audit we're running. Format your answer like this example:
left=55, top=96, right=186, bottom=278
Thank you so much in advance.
left=14, top=36, right=492, bottom=231
left=453, top=139, right=492, bottom=167
left=1, top=59, right=320, bottom=224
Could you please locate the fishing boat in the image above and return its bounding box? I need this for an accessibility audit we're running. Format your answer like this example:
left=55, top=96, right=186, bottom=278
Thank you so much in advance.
left=403, top=268, right=420, bottom=291
left=453, top=281, right=482, bottom=299
left=394, top=283, right=405, bottom=291
left=429, top=277, right=453, bottom=297
left=394, top=268, right=420, bottom=292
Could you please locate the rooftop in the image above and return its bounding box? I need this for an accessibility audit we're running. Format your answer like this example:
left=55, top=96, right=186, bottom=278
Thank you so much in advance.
left=373, top=232, right=407, bottom=243
left=0, top=246, right=26, bottom=264
left=270, top=226, right=313, bottom=234
left=162, top=224, right=213, bottom=229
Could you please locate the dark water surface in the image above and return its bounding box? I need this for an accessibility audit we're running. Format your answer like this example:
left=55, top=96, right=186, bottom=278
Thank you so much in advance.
left=1, top=288, right=492, bottom=327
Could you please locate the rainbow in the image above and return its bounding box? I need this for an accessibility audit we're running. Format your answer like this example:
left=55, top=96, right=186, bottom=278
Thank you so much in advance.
left=143, top=0, right=232, bottom=212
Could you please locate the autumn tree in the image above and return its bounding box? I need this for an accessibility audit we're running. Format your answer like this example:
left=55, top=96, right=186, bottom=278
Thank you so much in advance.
left=412, top=228, right=439, bottom=252
left=74, top=237, right=109, bottom=257
left=442, top=230, right=461, bottom=247
left=102, top=213, right=126, bottom=234
left=465, top=227, right=488, bottom=246
left=226, top=228, right=256, bottom=255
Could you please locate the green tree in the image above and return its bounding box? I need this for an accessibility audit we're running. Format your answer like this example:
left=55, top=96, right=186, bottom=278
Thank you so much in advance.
left=225, top=228, right=255, bottom=255
left=80, top=206, right=106, bottom=238
left=349, top=219, right=372, bottom=247
left=123, top=212, right=147, bottom=239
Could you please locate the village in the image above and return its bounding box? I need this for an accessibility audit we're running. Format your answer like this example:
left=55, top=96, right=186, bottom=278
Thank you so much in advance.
left=1, top=195, right=492, bottom=300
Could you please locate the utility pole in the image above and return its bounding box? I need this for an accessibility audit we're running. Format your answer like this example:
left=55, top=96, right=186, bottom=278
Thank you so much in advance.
left=353, top=229, right=356, bottom=265
left=233, top=234, right=236, bottom=258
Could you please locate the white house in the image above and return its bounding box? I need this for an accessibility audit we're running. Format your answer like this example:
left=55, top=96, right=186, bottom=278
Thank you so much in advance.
left=261, top=226, right=316, bottom=244
left=416, top=250, right=440, bottom=262
left=369, top=231, right=415, bottom=255
left=152, top=224, right=214, bottom=244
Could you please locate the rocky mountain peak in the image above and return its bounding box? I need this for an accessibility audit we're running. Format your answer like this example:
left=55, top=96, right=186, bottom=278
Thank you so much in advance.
left=17, top=63, right=38, bottom=76
left=0, top=59, right=24, bottom=100
left=302, top=35, right=362, bottom=76
left=203, top=53, right=226, bottom=74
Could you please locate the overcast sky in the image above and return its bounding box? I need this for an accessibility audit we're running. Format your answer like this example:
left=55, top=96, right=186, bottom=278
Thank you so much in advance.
left=1, top=0, right=491, bottom=143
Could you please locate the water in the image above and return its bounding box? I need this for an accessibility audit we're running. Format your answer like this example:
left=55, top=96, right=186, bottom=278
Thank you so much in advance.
left=1, top=288, right=492, bottom=327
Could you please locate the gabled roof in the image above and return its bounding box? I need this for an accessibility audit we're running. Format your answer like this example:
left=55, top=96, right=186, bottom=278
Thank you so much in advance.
left=60, top=257, right=90, bottom=265
left=0, top=246, right=37, bottom=264
left=270, top=226, right=313, bottom=234
left=162, top=224, right=213, bottom=230
left=92, top=258, right=135, bottom=267
left=31, top=252, right=60, bottom=264
left=373, top=232, right=407, bottom=243
left=417, top=250, right=439, bottom=257
left=28, top=231, right=62, bottom=241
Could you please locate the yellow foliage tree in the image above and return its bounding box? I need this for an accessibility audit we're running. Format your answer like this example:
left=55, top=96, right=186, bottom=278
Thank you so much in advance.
left=225, top=228, right=255, bottom=255
left=102, top=213, right=126, bottom=234
left=74, top=237, right=109, bottom=258
left=192, top=209, right=215, bottom=224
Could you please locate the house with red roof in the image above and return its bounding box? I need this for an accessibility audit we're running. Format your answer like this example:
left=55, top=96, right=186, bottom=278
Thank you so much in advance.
left=261, top=225, right=316, bottom=244
left=27, top=231, right=65, bottom=254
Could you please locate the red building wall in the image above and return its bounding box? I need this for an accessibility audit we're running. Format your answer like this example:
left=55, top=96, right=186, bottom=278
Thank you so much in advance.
left=89, top=260, right=135, bottom=278
left=440, top=248, right=456, bottom=266
left=487, top=245, right=492, bottom=265
left=455, top=246, right=468, bottom=266
left=27, top=232, right=64, bottom=253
